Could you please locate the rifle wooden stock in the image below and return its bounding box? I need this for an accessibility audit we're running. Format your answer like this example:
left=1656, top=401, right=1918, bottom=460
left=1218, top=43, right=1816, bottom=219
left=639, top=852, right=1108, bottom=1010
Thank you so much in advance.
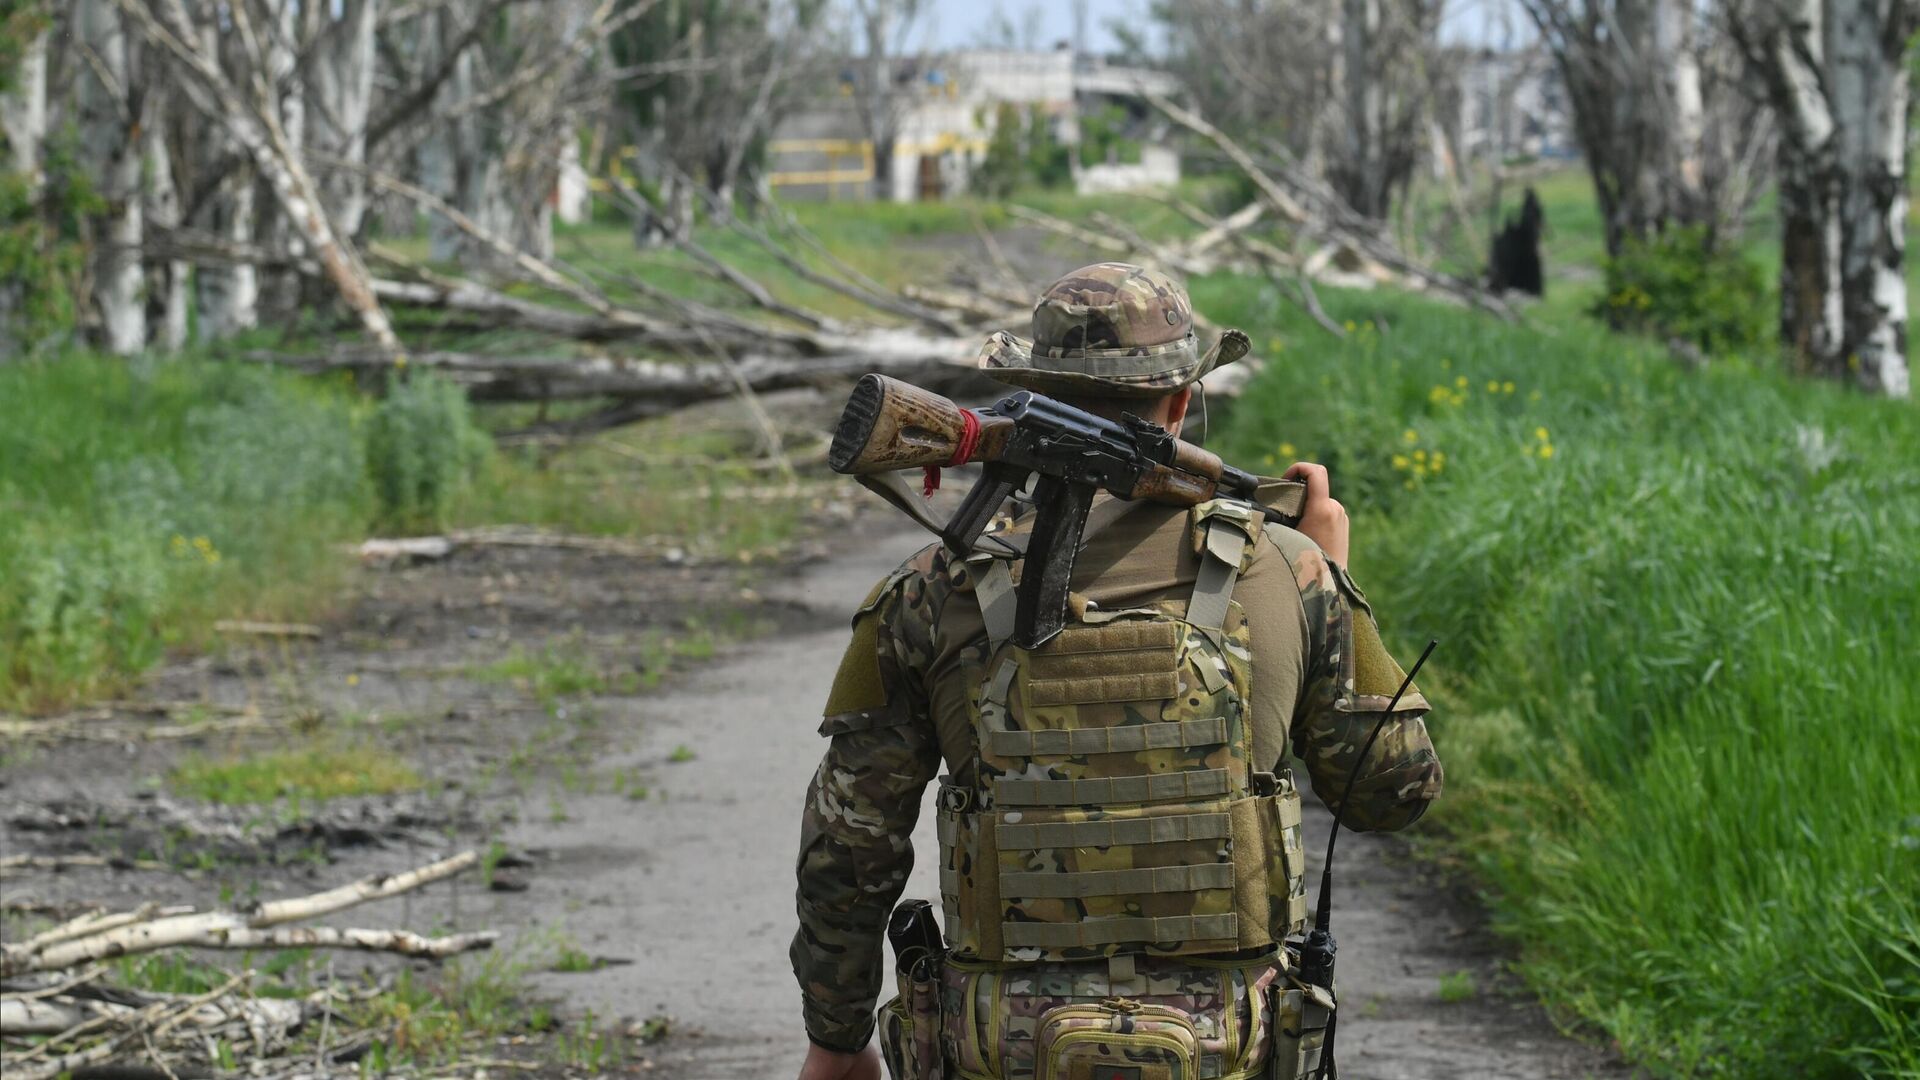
left=829, top=373, right=1013, bottom=474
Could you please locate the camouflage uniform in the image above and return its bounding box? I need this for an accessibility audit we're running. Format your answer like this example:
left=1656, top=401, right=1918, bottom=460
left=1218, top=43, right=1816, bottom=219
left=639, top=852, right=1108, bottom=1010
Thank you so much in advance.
left=793, top=264, right=1443, bottom=1068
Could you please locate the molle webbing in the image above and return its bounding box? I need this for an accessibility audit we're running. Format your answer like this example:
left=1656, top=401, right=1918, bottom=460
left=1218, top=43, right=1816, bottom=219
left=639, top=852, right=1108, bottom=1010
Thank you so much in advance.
left=987, top=717, right=1228, bottom=757
left=994, top=768, right=1231, bottom=807
left=1000, top=863, right=1235, bottom=899
left=997, top=811, right=1233, bottom=850
left=1001, top=913, right=1239, bottom=949
left=1022, top=621, right=1181, bottom=705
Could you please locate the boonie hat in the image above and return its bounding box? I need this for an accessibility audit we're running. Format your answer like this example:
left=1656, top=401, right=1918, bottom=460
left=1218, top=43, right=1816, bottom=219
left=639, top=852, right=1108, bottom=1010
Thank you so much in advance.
left=979, top=262, right=1249, bottom=398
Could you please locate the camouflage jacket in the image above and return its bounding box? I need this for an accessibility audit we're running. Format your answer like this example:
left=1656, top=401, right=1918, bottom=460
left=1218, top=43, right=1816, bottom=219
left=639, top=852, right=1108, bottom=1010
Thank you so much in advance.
left=791, top=502, right=1443, bottom=1053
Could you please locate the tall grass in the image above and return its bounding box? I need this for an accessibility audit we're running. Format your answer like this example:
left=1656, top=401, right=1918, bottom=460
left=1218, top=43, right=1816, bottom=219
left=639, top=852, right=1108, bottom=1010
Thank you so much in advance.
left=0, top=354, right=372, bottom=709
left=0, top=354, right=803, bottom=710
left=1208, top=280, right=1920, bottom=1077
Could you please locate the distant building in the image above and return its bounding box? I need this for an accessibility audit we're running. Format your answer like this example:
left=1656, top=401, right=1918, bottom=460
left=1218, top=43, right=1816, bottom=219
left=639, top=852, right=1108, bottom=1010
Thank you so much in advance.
left=1445, top=47, right=1574, bottom=164
left=768, top=49, right=1183, bottom=202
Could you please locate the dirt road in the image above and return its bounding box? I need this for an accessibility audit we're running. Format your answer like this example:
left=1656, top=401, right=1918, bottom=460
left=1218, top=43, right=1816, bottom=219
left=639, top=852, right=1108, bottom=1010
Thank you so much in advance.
left=0, top=522, right=1627, bottom=1079
left=498, top=529, right=1630, bottom=1080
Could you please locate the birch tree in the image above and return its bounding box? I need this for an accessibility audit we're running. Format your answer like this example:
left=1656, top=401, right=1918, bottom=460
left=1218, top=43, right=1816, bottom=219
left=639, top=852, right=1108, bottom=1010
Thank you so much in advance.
left=74, top=0, right=147, bottom=354
left=1328, top=0, right=1446, bottom=219
left=1522, top=0, right=1772, bottom=255
left=1731, top=0, right=1915, bottom=396
left=848, top=0, right=927, bottom=202
left=1, top=3, right=48, bottom=190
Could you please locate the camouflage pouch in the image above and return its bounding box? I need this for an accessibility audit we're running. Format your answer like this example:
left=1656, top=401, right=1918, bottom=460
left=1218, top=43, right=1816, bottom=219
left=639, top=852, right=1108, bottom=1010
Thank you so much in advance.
left=1035, top=1000, right=1200, bottom=1080
left=880, top=961, right=948, bottom=1080
left=1262, top=978, right=1333, bottom=1080
left=940, top=954, right=1282, bottom=1080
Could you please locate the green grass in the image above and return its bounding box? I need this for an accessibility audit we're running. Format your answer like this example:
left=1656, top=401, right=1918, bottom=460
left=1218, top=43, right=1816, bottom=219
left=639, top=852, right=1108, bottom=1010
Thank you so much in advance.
left=169, top=740, right=422, bottom=805
left=0, top=353, right=373, bottom=710
left=1437, top=971, right=1477, bottom=1004
left=1209, top=268, right=1920, bottom=1076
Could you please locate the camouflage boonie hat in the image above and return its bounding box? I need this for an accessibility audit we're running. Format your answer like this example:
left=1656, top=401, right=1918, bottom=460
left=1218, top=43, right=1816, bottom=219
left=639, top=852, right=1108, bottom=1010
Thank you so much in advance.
left=979, top=262, right=1249, bottom=398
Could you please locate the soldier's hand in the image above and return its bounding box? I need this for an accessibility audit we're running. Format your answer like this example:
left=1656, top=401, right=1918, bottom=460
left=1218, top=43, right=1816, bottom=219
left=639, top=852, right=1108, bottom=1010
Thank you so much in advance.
left=1283, top=462, right=1350, bottom=565
left=797, top=1042, right=882, bottom=1080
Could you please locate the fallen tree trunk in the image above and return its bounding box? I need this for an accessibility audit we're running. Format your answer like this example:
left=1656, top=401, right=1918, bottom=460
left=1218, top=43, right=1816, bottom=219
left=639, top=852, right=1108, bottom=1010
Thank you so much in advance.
left=240, top=340, right=980, bottom=404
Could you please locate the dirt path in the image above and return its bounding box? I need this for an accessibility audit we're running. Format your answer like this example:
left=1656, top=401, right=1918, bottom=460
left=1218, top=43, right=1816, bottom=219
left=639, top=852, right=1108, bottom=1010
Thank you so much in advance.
left=497, top=531, right=1629, bottom=1080
left=0, top=522, right=1628, bottom=1080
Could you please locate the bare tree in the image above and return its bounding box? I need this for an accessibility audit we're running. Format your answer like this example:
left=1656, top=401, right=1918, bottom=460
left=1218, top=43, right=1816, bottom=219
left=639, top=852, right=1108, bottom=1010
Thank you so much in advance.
left=612, top=0, right=830, bottom=234
left=1328, top=0, right=1447, bottom=219
left=1, top=3, right=49, bottom=190
left=74, top=0, right=147, bottom=354
left=1730, top=0, right=1915, bottom=396
left=1522, top=0, right=1772, bottom=255
left=848, top=0, right=928, bottom=202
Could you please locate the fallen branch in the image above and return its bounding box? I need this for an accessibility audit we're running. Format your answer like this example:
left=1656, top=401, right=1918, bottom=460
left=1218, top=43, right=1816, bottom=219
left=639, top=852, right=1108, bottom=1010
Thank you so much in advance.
left=1141, top=89, right=1515, bottom=321
left=210, top=621, right=320, bottom=639
left=2, top=852, right=479, bottom=977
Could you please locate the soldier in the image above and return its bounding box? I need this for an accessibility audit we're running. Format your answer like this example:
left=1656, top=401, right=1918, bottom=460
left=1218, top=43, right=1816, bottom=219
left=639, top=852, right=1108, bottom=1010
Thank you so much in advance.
left=793, top=263, right=1443, bottom=1080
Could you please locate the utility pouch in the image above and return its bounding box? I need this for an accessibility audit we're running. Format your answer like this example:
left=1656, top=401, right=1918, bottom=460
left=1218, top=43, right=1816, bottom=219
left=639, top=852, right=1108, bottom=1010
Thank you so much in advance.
left=1263, top=979, right=1333, bottom=1080
left=880, top=961, right=948, bottom=1080
left=1035, top=1000, right=1202, bottom=1080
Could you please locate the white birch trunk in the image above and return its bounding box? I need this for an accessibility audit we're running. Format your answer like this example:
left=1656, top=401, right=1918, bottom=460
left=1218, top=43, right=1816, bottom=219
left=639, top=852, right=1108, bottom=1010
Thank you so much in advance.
left=256, top=0, right=307, bottom=314
left=2, top=28, right=48, bottom=188
left=1827, top=0, right=1910, bottom=396
left=143, top=119, right=190, bottom=352
left=114, top=0, right=406, bottom=361
left=1740, top=0, right=1911, bottom=395
left=192, top=17, right=258, bottom=339
left=307, top=0, right=379, bottom=237
left=75, top=0, right=146, bottom=355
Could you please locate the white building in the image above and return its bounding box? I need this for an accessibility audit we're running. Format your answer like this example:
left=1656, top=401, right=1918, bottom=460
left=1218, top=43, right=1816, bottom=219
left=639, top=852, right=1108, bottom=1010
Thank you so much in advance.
left=768, top=49, right=1183, bottom=202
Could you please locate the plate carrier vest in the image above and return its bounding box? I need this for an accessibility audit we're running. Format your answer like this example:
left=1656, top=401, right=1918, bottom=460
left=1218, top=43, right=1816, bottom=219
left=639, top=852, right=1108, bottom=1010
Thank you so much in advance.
left=936, top=498, right=1309, bottom=962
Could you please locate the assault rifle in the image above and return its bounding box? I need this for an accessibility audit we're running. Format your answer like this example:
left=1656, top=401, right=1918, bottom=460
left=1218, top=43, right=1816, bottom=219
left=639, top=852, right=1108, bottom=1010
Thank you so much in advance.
left=828, top=374, right=1306, bottom=648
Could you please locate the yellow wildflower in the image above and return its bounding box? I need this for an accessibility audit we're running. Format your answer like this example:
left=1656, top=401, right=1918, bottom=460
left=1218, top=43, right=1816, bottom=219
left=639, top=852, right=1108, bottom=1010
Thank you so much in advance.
left=347, top=673, right=361, bottom=687
left=1529, top=390, right=1543, bottom=402
left=1539, top=444, right=1555, bottom=459
left=1455, top=375, right=1469, bottom=389
left=1279, top=443, right=1296, bottom=458
left=1392, top=454, right=1411, bottom=470
left=1430, top=451, right=1446, bottom=472
left=1535, top=426, right=1550, bottom=442
left=1502, top=381, right=1516, bottom=394
left=1450, top=392, right=1467, bottom=407
left=1486, top=380, right=1501, bottom=393
left=1402, top=429, right=1419, bottom=444
left=1262, top=454, right=1276, bottom=466
left=1344, top=320, right=1357, bottom=333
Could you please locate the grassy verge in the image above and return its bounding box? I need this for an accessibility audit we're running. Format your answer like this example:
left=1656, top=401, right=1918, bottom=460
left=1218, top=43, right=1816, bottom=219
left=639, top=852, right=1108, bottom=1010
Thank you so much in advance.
left=0, top=351, right=808, bottom=711
left=1210, top=277, right=1920, bottom=1075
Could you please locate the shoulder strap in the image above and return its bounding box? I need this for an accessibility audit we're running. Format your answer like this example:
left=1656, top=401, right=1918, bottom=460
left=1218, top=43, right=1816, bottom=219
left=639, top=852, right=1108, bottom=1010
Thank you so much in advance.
left=1188, top=501, right=1259, bottom=631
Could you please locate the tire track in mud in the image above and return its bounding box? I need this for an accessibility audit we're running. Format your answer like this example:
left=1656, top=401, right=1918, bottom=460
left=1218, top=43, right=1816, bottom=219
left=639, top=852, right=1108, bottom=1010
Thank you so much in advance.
left=501, top=530, right=1632, bottom=1080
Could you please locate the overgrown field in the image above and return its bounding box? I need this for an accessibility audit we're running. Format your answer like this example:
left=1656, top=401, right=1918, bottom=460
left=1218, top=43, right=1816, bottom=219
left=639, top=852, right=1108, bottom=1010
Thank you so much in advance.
left=0, top=355, right=799, bottom=711
left=1209, top=229, right=1920, bottom=1072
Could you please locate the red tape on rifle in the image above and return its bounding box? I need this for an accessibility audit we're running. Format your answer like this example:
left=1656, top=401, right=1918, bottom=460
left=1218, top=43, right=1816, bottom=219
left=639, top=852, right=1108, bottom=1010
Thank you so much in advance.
left=922, top=408, right=982, bottom=498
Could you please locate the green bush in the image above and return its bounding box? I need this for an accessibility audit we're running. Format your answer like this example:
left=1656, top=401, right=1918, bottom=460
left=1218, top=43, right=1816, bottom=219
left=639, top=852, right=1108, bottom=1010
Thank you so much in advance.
left=1596, top=227, right=1771, bottom=356
left=1209, top=280, right=1920, bottom=1077
left=0, top=355, right=370, bottom=708
left=365, top=372, right=489, bottom=529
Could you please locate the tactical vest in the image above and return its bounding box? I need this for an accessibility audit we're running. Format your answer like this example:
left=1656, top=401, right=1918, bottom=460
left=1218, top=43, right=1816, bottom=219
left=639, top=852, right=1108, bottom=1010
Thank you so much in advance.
left=937, top=498, right=1309, bottom=963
